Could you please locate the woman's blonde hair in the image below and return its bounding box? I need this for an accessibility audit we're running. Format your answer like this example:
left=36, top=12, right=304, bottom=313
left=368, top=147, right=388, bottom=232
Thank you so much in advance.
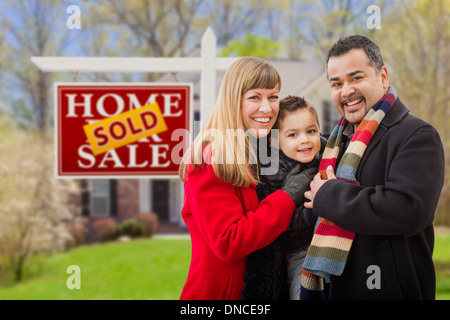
left=179, top=57, right=281, bottom=187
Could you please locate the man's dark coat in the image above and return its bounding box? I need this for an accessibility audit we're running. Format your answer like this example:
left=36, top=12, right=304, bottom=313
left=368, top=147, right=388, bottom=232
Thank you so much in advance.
left=314, top=99, right=445, bottom=299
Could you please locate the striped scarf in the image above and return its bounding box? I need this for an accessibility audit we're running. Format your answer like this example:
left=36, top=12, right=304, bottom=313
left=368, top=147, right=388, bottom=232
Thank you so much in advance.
left=299, top=86, right=397, bottom=300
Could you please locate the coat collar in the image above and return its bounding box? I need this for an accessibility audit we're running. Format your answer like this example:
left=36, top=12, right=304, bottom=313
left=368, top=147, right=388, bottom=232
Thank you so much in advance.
left=367, top=97, right=409, bottom=146
left=356, top=97, right=409, bottom=176
left=380, top=98, right=410, bottom=129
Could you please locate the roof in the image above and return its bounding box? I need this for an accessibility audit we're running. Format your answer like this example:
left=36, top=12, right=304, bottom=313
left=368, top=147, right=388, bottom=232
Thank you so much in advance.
left=157, top=59, right=327, bottom=110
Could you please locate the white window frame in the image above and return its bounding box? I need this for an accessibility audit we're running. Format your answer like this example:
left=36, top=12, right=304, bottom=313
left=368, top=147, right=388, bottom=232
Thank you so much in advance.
left=89, top=179, right=110, bottom=217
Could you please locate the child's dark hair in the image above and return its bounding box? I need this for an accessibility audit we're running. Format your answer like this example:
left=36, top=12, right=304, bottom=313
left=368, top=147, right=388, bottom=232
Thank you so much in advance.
left=274, top=95, right=320, bottom=129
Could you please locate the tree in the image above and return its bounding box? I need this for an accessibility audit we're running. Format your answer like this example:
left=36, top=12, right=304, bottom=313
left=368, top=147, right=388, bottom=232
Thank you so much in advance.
left=86, top=0, right=204, bottom=57
left=84, top=0, right=284, bottom=59
left=218, top=33, right=284, bottom=59
left=0, top=0, right=71, bottom=132
left=283, top=0, right=390, bottom=65
left=201, top=0, right=284, bottom=47
left=0, top=120, right=79, bottom=283
left=374, top=0, right=450, bottom=224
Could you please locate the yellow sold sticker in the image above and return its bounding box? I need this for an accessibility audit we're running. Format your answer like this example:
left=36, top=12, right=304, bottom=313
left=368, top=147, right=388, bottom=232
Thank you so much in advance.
left=83, top=102, right=168, bottom=156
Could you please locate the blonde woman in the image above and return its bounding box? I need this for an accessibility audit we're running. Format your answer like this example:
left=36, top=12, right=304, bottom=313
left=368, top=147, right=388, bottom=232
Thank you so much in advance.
left=179, top=57, right=314, bottom=300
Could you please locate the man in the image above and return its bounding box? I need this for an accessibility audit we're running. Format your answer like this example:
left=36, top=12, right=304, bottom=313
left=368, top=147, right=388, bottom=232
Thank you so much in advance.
left=304, top=35, right=445, bottom=299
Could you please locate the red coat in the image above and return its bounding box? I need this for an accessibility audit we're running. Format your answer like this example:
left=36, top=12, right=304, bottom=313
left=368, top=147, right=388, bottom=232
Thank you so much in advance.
left=180, top=163, right=295, bottom=300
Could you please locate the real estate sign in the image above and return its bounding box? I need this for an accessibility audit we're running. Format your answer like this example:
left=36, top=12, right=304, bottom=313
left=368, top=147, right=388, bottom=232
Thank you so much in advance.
left=54, top=83, right=192, bottom=178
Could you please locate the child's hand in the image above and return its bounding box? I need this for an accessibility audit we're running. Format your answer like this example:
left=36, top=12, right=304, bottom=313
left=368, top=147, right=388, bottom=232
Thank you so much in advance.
left=304, top=166, right=336, bottom=209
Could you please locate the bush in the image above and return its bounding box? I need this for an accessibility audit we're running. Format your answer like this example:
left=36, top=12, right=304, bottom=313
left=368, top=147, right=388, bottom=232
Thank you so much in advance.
left=0, top=129, right=79, bottom=283
left=120, top=219, right=145, bottom=238
left=66, top=220, right=87, bottom=248
left=93, top=218, right=118, bottom=242
left=136, top=212, right=159, bottom=237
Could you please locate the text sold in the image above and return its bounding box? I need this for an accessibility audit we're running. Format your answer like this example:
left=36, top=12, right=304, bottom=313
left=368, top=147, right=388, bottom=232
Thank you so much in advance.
left=83, top=102, right=167, bottom=155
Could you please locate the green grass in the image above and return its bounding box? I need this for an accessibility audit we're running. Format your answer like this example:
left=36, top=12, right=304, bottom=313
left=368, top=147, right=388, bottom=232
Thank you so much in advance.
left=434, top=231, right=450, bottom=300
left=0, top=237, right=191, bottom=300
left=0, top=231, right=449, bottom=300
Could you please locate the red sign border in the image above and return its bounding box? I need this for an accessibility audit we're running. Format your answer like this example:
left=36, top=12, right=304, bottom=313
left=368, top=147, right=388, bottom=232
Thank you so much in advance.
left=54, top=82, right=193, bottom=179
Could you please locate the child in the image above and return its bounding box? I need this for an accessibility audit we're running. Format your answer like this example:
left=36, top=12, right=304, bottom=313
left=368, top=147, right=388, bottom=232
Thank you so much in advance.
left=242, top=95, right=326, bottom=300
left=179, top=58, right=313, bottom=300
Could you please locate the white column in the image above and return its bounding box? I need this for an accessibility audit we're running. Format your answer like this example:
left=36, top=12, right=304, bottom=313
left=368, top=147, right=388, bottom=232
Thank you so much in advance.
left=139, top=179, right=151, bottom=213
left=200, top=27, right=216, bottom=124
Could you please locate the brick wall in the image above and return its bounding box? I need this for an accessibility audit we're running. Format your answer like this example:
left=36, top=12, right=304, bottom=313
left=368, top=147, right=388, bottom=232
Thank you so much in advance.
left=116, top=179, right=140, bottom=220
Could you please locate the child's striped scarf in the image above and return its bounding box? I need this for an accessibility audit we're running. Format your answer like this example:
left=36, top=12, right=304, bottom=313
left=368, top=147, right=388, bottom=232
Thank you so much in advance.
left=299, top=86, right=397, bottom=300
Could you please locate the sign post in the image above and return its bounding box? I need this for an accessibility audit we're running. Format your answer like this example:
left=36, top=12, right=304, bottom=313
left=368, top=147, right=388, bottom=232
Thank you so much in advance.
left=31, top=28, right=239, bottom=179
left=32, top=28, right=238, bottom=131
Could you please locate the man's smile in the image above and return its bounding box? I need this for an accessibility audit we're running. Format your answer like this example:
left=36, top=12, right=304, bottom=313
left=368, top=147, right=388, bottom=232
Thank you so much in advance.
left=342, top=97, right=365, bottom=112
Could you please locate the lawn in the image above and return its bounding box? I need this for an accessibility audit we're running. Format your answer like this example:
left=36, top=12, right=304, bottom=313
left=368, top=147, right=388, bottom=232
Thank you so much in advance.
left=0, top=236, right=191, bottom=300
left=434, top=230, right=450, bottom=300
left=0, top=231, right=449, bottom=300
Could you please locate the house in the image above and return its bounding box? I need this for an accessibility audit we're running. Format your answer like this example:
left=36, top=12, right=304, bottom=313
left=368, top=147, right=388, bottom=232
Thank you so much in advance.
left=77, top=59, right=340, bottom=241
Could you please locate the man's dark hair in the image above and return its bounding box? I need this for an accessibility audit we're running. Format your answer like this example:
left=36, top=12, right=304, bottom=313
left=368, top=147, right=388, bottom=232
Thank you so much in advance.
left=326, top=35, right=384, bottom=74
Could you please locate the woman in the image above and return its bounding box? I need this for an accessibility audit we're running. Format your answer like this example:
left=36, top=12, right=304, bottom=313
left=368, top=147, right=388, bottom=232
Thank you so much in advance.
left=179, top=57, right=313, bottom=300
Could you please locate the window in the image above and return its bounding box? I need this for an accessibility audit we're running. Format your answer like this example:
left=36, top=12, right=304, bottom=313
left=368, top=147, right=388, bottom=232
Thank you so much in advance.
left=321, top=100, right=340, bottom=136
left=193, top=110, right=201, bottom=139
left=89, top=180, right=110, bottom=216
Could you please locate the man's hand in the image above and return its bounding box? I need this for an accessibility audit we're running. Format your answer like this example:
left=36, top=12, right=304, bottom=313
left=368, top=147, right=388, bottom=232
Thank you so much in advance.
left=304, top=166, right=336, bottom=209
